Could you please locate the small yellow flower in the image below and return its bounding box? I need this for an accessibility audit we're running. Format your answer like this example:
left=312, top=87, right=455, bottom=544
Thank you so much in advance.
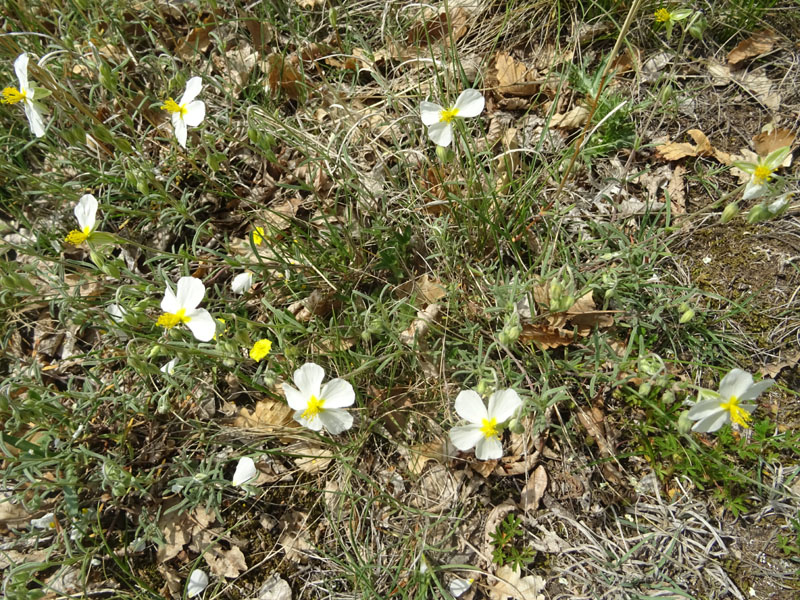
left=654, top=8, right=671, bottom=22
left=249, top=339, right=272, bottom=361
left=252, top=227, right=266, bottom=245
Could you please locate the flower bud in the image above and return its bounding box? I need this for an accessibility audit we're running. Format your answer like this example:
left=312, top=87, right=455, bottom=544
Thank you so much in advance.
left=746, top=204, right=771, bottom=224
left=688, top=13, right=707, bottom=40
left=638, top=382, right=652, bottom=397
left=89, top=250, right=105, bottom=268
left=148, top=344, right=163, bottom=359
left=476, top=379, right=490, bottom=397
left=679, top=308, right=695, bottom=323
left=661, top=390, right=676, bottom=405
left=676, top=410, right=693, bottom=434
left=508, top=418, right=525, bottom=434
left=435, top=145, right=453, bottom=164
left=720, top=202, right=739, bottom=224
left=101, top=262, right=121, bottom=279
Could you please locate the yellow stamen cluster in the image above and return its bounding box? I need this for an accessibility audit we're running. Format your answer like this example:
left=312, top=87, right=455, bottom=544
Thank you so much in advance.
left=161, top=98, right=186, bottom=116
left=654, top=8, right=671, bottom=22
left=302, top=394, right=325, bottom=420
left=720, top=395, right=751, bottom=428
left=479, top=417, right=499, bottom=439
left=157, top=308, right=190, bottom=329
left=1, top=86, right=26, bottom=104
left=65, top=226, right=91, bottom=245
left=439, top=107, right=460, bottom=123
left=753, top=165, right=773, bottom=184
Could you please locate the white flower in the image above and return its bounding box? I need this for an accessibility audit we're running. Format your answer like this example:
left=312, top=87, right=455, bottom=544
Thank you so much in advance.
left=231, top=271, right=254, bottom=294
left=232, top=457, right=257, bottom=486
left=282, top=363, right=355, bottom=434
left=449, top=577, right=474, bottom=597
left=187, top=569, right=209, bottom=598
left=160, top=358, right=178, bottom=374
left=157, top=276, right=216, bottom=342
left=420, top=89, right=485, bottom=147
left=687, top=368, right=774, bottom=433
left=30, top=512, right=56, bottom=529
left=2, top=53, right=45, bottom=137
left=733, top=146, right=792, bottom=201
left=449, top=389, right=522, bottom=460
left=161, top=77, right=205, bottom=148
left=65, top=194, right=99, bottom=245
left=767, top=191, right=793, bottom=215
left=107, top=303, right=127, bottom=323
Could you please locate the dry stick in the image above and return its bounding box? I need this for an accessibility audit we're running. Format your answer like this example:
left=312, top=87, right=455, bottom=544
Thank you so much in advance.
left=521, top=0, right=645, bottom=240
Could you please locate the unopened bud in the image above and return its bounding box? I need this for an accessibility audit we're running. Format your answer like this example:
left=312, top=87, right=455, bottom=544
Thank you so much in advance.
left=720, top=202, right=739, bottom=224
left=436, top=145, right=453, bottom=164
left=101, top=262, right=121, bottom=279
left=508, top=418, right=525, bottom=434
left=89, top=250, right=105, bottom=268
left=677, top=410, right=693, bottom=434
left=747, top=204, right=771, bottom=224
left=148, top=344, right=163, bottom=359
left=638, top=382, right=652, bottom=397
left=679, top=308, right=695, bottom=323
left=476, top=379, right=490, bottom=397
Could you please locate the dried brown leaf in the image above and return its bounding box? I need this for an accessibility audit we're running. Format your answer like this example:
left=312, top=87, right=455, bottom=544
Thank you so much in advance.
left=293, top=445, right=333, bottom=473
left=288, top=289, right=333, bottom=322
left=519, top=465, right=548, bottom=512
left=395, top=274, right=447, bottom=305
left=492, top=52, right=539, bottom=96
left=753, top=127, right=796, bottom=157
left=234, top=398, right=297, bottom=432
left=666, top=164, right=686, bottom=215
left=519, top=324, right=572, bottom=349
left=205, top=546, right=247, bottom=579
left=407, top=7, right=469, bottom=46
left=550, top=105, right=589, bottom=129
left=727, top=30, right=778, bottom=66
left=263, top=54, right=304, bottom=101
left=399, top=303, right=440, bottom=346
left=407, top=438, right=448, bottom=474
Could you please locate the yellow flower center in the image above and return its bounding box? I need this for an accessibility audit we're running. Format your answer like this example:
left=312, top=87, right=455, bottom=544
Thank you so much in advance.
left=439, top=107, right=460, bottom=123
left=753, top=165, right=773, bottom=184
left=65, top=226, right=91, bottom=245
left=302, top=394, right=325, bottom=420
left=479, top=417, right=499, bottom=439
left=654, top=8, right=671, bottom=23
left=161, top=98, right=187, bottom=116
left=249, top=339, right=272, bottom=361
left=1, top=86, right=26, bottom=104
left=157, top=308, right=190, bottom=329
left=252, top=227, right=266, bottom=245
left=719, top=395, right=752, bottom=428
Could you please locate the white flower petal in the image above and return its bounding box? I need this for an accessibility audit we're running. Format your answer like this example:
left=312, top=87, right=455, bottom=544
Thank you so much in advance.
left=692, top=411, right=730, bottom=433
left=293, top=363, right=325, bottom=398
left=449, top=424, right=483, bottom=451
left=173, top=117, right=188, bottom=148
left=187, top=569, right=209, bottom=598
left=107, top=303, right=127, bottom=323
left=180, top=77, right=203, bottom=105
left=183, top=100, right=205, bottom=127
left=453, top=89, right=485, bottom=118
left=454, top=390, right=488, bottom=424
left=232, top=457, right=256, bottom=486
left=74, top=194, right=98, bottom=232
left=449, top=578, right=473, bottom=597
left=318, top=408, right=353, bottom=434
left=160, top=358, right=178, bottom=374
left=14, top=53, right=29, bottom=92
left=687, top=398, right=724, bottom=421
left=24, top=100, right=45, bottom=137
left=475, top=436, right=503, bottom=460
left=176, top=277, right=206, bottom=311
left=30, top=512, right=56, bottom=529
left=294, top=409, right=323, bottom=431
left=743, top=179, right=766, bottom=201
left=718, top=369, right=753, bottom=401
left=161, top=284, right=179, bottom=314
left=420, top=101, right=444, bottom=126
left=283, top=384, right=308, bottom=410
left=488, top=389, right=522, bottom=423
left=184, top=308, right=215, bottom=342
left=739, top=378, right=774, bottom=401
left=231, top=272, right=254, bottom=294
left=320, top=378, right=355, bottom=408
left=427, top=121, right=452, bottom=147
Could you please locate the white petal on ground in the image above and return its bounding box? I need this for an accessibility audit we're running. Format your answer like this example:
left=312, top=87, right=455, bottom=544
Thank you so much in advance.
left=232, top=457, right=257, bottom=486
left=475, top=436, right=503, bottom=460
left=74, top=194, right=98, bottom=231
left=488, top=389, right=522, bottom=423
left=184, top=308, right=215, bottom=342
left=187, top=569, right=209, bottom=597
left=318, top=408, right=354, bottom=434
left=231, top=271, right=254, bottom=294
left=454, top=390, right=488, bottom=424
left=107, top=303, right=127, bottom=323
left=718, top=369, right=754, bottom=401
left=293, top=363, right=325, bottom=398
left=30, top=512, right=55, bottom=529
left=180, top=76, right=203, bottom=105
left=319, top=378, right=355, bottom=408
left=449, top=424, right=484, bottom=451
left=453, top=88, right=485, bottom=118
left=449, top=578, right=473, bottom=597
left=427, top=121, right=452, bottom=147
left=420, top=101, right=444, bottom=126
left=183, top=100, right=205, bottom=127
left=175, top=277, right=205, bottom=311
left=160, top=358, right=178, bottom=374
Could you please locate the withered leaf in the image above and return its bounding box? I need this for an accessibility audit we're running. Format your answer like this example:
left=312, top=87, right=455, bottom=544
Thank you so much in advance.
left=519, top=465, right=548, bottom=512
left=753, top=127, right=795, bottom=158
left=727, top=30, right=778, bottom=66
left=492, top=52, right=539, bottom=96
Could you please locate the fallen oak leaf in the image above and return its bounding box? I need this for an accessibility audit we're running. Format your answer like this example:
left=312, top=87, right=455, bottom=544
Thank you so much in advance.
left=727, top=29, right=778, bottom=66
left=753, top=127, right=795, bottom=158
